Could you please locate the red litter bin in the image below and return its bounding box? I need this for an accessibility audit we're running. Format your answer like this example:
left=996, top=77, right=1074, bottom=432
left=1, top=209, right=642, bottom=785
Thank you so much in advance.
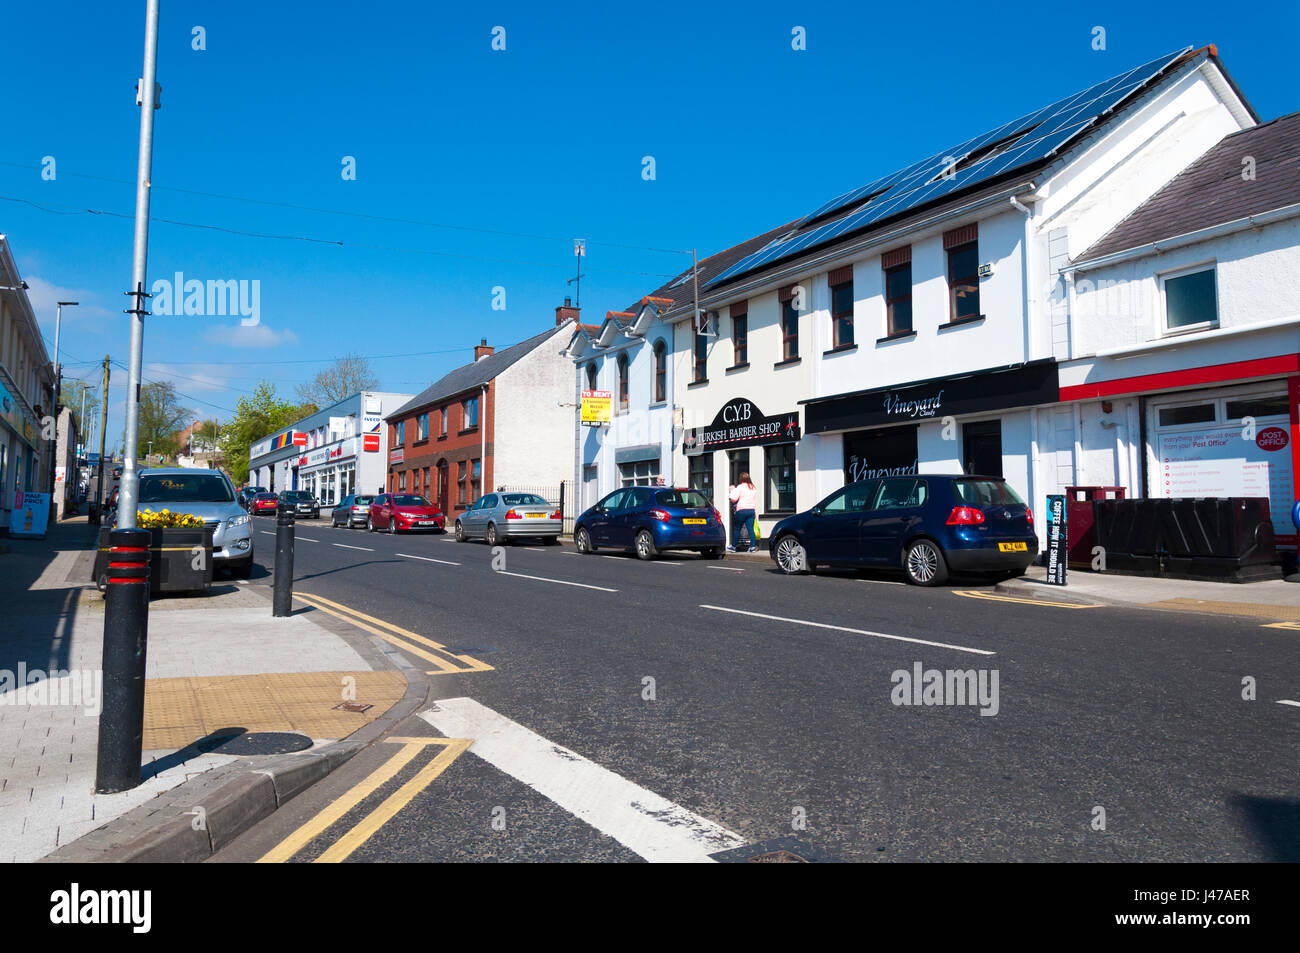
left=1065, top=486, right=1126, bottom=568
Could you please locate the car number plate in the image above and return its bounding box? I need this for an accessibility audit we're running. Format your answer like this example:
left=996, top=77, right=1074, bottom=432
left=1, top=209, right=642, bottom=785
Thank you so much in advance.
left=998, top=542, right=1028, bottom=552
left=418, top=520, right=436, bottom=525
left=682, top=518, right=707, bottom=525
left=525, top=513, right=546, bottom=518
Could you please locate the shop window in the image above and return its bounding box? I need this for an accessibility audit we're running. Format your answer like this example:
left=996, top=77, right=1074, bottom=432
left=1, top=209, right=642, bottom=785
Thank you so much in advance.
left=727, top=449, right=751, bottom=490
left=1225, top=395, right=1288, bottom=421
left=962, top=420, right=1003, bottom=478
left=688, top=453, right=714, bottom=502
left=653, top=341, right=667, bottom=403
left=619, top=459, right=659, bottom=487
left=844, top=425, right=919, bottom=483
left=830, top=272, right=854, bottom=348
left=1163, top=266, right=1217, bottom=332
left=884, top=255, right=913, bottom=336
left=399, top=471, right=406, bottom=492
left=764, top=444, right=796, bottom=513
left=1157, top=404, right=1215, bottom=427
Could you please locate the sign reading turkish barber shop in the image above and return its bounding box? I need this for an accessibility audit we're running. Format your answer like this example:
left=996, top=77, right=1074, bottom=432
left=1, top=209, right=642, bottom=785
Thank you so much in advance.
left=684, top=398, right=800, bottom=456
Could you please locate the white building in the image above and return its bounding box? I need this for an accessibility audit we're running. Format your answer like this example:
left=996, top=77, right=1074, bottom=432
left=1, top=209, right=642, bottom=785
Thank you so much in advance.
left=249, top=391, right=412, bottom=503
left=1060, top=110, right=1300, bottom=549
left=656, top=45, right=1259, bottom=550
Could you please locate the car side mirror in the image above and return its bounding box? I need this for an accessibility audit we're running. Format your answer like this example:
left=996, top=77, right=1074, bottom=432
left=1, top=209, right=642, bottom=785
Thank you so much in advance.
left=810, top=506, right=823, bottom=516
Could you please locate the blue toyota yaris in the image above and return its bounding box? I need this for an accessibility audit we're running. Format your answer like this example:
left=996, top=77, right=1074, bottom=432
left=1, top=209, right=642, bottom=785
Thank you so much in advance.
left=768, top=474, right=1038, bottom=585
left=574, top=486, right=727, bottom=560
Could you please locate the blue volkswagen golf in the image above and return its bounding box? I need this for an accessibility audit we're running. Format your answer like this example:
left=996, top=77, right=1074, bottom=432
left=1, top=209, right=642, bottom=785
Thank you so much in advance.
left=768, top=474, right=1037, bottom=585
left=574, top=486, right=727, bottom=560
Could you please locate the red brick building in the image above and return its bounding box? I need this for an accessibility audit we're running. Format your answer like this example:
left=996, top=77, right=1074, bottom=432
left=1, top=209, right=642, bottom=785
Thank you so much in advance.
left=385, top=303, right=582, bottom=515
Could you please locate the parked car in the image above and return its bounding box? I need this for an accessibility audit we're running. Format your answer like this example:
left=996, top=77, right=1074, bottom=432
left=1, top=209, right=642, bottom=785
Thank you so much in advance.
left=367, top=493, right=445, bottom=533
left=239, top=485, right=268, bottom=509
left=277, top=489, right=321, bottom=519
left=250, top=492, right=279, bottom=516
left=330, top=494, right=375, bottom=528
left=768, top=474, right=1037, bottom=586
left=574, top=486, right=726, bottom=560
left=455, top=492, right=562, bottom=545
left=134, top=467, right=253, bottom=577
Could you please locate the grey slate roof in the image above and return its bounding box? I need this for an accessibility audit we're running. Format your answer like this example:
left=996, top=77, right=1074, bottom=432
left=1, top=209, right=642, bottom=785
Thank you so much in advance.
left=389, top=325, right=563, bottom=420
left=1077, top=110, right=1300, bottom=262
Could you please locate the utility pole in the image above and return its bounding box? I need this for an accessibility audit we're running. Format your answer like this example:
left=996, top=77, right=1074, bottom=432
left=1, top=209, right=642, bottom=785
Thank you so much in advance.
left=97, top=0, right=160, bottom=795
left=95, top=356, right=110, bottom=519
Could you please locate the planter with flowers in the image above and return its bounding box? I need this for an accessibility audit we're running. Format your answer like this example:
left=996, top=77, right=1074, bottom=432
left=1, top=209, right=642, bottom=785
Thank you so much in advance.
left=92, top=508, right=215, bottom=594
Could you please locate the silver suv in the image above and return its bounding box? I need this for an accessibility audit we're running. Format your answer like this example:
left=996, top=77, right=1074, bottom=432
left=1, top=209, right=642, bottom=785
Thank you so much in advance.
left=135, top=468, right=254, bottom=577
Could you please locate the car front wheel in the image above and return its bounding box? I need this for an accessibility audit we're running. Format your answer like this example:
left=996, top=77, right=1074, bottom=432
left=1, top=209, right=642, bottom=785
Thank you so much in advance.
left=904, top=539, right=949, bottom=587
left=455, top=521, right=468, bottom=542
left=774, top=534, right=810, bottom=574
left=388, top=517, right=397, bottom=534
left=367, top=516, right=375, bottom=533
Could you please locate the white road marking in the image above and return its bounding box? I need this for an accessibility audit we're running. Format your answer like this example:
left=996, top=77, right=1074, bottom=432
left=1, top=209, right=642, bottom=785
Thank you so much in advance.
left=260, top=531, right=275, bottom=536
left=420, top=698, right=745, bottom=863
left=1278, top=700, right=1300, bottom=708
left=397, top=552, right=461, bottom=566
left=494, top=571, right=617, bottom=592
left=859, top=578, right=905, bottom=585
left=597, top=554, right=678, bottom=565
left=700, top=604, right=995, bottom=656
left=297, top=537, right=320, bottom=543
left=707, top=566, right=744, bottom=572
left=333, top=543, right=374, bottom=552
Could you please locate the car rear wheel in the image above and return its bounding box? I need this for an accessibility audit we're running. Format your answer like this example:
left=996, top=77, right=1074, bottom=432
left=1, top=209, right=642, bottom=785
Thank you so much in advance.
left=634, top=529, right=658, bottom=561
left=904, top=539, right=949, bottom=587
left=575, top=527, right=595, bottom=554
left=701, top=547, right=725, bottom=560
left=774, top=534, right=810, bottom=574
left=543, top=535, right=559, bottom=545
left=486, top=523, right=499, bottom=546
left=367, top=516, right=375, bottom=533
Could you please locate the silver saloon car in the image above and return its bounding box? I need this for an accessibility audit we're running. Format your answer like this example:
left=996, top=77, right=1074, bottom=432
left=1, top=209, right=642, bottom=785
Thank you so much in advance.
left=135, top=468, right=254, bottom=576
left=330, top=494, right=375, bottom=528
left=455, top=492, right=561, bottom=545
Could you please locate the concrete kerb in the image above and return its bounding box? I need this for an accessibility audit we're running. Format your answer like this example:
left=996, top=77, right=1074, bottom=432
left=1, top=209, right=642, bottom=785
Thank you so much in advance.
left=40, top=584, right=433, bottom=864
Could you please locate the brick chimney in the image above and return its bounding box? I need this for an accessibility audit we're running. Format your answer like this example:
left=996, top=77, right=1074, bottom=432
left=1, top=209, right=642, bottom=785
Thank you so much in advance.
left=555, top=296, right=581, bottom=326
left=474, top=338, right=494, bottom=361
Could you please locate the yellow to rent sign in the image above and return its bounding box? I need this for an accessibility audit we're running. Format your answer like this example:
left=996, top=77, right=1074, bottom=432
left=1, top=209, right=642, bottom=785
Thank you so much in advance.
left=581, top=390, right=612, bottom=426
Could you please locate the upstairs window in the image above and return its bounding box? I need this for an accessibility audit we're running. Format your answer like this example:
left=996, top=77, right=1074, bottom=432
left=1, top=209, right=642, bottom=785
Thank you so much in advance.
left=585, top=363, right=598, bottom=391
left=732, top=302, right=748, bottom=366
left=693, top=325, right=708, bottom=382
left=417, top=414, right=428, bottom=441
left=653, top=341, right=667, bottom=403
left=395, top=421, right=405, bottom=445
left=463, top=396, right=479, bottom=429
left=883, top=246, right=913, bottom=336
left=617, top=353, right=629, bottom=412
left=829, top=266, right=854, bottom=348
left=779, top=286, right=799, bottom=361
left=1162, top=265, right=1218, bottom=333
left=440, top=407, right=448, bottom=435
left=944, top=225, right=980, bottom=322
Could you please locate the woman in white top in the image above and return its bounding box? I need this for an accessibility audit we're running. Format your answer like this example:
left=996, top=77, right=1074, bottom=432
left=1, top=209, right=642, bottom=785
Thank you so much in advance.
left=727, top=472, right=759, bottom=552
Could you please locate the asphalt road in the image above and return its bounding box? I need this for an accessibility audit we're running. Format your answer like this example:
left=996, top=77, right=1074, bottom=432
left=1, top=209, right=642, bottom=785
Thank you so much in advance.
left=213, top=514, right=1300, bottom=863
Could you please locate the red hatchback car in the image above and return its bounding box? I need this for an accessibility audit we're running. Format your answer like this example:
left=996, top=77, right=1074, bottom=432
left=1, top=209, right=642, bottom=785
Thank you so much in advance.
left=368, top=493, right=445, bottom=534
left=251, top=492, right=279, bottom=515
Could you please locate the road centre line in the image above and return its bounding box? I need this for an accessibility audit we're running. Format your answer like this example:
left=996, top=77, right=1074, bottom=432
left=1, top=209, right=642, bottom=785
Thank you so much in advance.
left=420, top=698, right=745, bottom=862
left=260, top=531, right=275, bottom=536
left=258, top=737, right=469, bottom=863
left=700, top=604, right=995, bottom=656
left=296, top=536, right=320, bottom=542
left=1278, top=700, right=1300, bottom=708
left=494, top=571, right=617, bottom=592
left=708, top=566, right=744, bottom=572
left=333, top=543, right=374, bottom=552
left=397, top=552, right=461, bottom=566
left=951, top=589, right=1101, bottom=609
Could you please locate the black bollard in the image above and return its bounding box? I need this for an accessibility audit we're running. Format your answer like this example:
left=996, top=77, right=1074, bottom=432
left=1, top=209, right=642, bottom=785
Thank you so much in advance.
left=95, top=527, right=150, bottom=794
left=273, top=508, right=295, bottom=617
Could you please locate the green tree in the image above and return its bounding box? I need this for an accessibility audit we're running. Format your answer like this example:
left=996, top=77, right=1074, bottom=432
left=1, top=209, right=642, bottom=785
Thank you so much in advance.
left=138, top=380, right=194, bottom=459
left=221, top=382, right=316, bottom=483
left=60, top=380, right=100, bottom=441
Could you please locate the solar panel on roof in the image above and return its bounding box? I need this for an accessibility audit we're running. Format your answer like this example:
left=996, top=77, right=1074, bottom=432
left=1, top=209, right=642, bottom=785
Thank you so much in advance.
left=707, top=47, right=1192, bottom=289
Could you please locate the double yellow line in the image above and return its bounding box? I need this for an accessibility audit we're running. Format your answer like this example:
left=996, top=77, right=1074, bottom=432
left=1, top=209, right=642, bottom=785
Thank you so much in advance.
left=258, top=736, right=472, bottom=863
left=951, top=589, right=1101, bottom=609
left=295, top=590, right=495, bottom=674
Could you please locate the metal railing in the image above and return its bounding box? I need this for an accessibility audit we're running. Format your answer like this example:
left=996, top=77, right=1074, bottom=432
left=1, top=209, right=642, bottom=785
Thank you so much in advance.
left=495, top=481, right=575, bottom=534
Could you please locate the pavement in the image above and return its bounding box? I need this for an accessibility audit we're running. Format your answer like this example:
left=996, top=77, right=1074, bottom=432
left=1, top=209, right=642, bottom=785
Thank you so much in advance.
left=0, top=516, right=423, bottom=863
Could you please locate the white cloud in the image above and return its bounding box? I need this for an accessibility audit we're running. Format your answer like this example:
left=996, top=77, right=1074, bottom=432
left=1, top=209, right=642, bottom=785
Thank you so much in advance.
left=143, top=363, right=233, bottom=393
left=23, top=276, right=114, bottom=320
left=204, top=324, right=299, bottom=349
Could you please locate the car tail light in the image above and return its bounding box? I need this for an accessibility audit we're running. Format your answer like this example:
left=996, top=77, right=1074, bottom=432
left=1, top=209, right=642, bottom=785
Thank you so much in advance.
left=712, top=508, right=723, bottom=523
left=649, top=509, right=670, bottom=522
left=550, top=509, right=562, bottom=520
left=505, top=509, right=521, bottom=520
left=946, top=506, right=986, bottom=525
left=1025, top=507, right=1033, bottom=525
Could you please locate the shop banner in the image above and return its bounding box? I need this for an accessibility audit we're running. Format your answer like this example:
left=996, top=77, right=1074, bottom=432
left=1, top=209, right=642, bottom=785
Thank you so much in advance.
left=10, top=490, right=49, bottom=538
left=1045, top=494, right=1067, bottom=585
left=683, top=397, right=800, bottom=456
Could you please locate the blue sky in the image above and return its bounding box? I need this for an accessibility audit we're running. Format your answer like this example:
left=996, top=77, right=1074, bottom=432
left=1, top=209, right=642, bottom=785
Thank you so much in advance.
left=3, top=1, right=1296, bottom=449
